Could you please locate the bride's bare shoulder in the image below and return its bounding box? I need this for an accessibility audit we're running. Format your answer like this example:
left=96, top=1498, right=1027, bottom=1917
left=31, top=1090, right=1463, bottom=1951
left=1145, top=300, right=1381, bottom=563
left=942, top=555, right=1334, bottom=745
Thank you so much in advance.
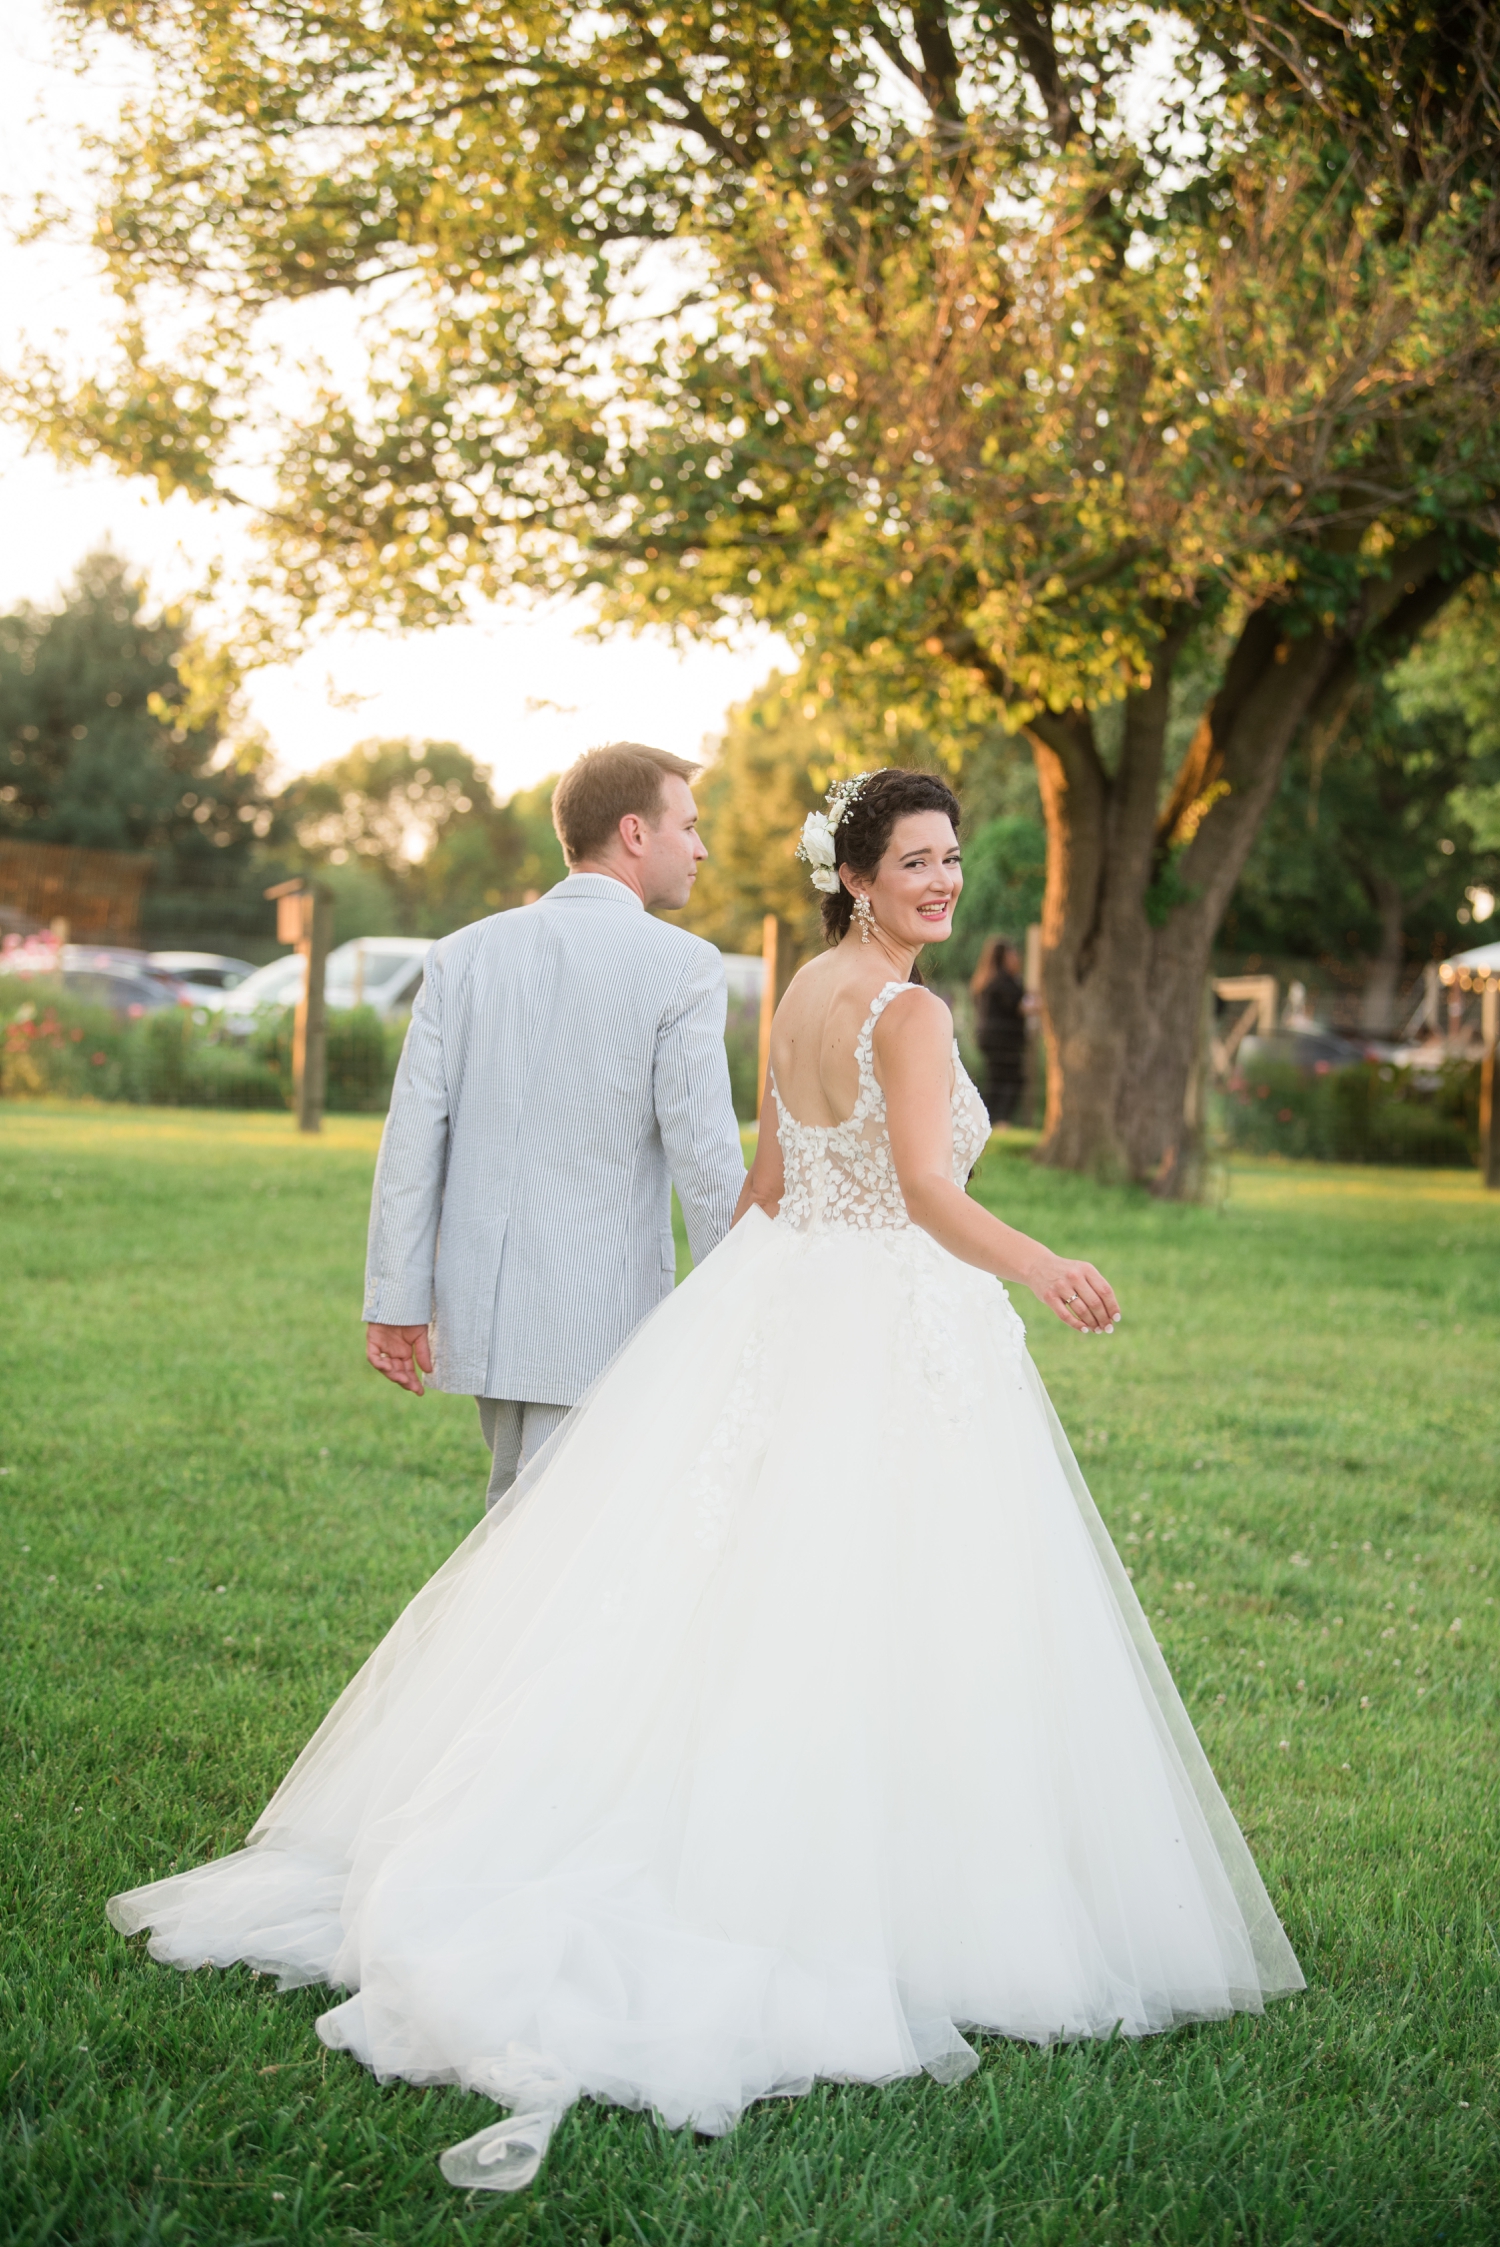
left=871, top=984, right=954, bottom=1059
left=876, top=982, right=951, bottom=1028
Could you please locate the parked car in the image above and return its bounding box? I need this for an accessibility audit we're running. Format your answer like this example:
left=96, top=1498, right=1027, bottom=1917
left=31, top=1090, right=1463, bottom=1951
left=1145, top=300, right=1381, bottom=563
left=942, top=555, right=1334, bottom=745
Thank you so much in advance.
left=222, top=936, right=433, bottom=1033
left=1238, top=1027, right=1370, bottom=1074
left=216, top=951, right=304, bottom=1021
left=0, top=941, right=194, bottom=1017
left=146, top=950, right=258, bottom=996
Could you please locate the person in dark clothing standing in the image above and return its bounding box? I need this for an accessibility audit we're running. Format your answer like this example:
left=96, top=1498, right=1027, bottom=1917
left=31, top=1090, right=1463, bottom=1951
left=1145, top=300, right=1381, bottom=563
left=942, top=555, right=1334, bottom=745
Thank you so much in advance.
left=971, top=936, right=1028, bottom=1126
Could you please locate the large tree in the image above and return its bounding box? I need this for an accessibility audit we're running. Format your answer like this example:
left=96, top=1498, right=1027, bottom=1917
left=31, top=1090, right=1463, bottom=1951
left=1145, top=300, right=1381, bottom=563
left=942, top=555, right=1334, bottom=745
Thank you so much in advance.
left=14, top=2, right=1500, bottom=1185
left=0, top=549, right=273, bottom=943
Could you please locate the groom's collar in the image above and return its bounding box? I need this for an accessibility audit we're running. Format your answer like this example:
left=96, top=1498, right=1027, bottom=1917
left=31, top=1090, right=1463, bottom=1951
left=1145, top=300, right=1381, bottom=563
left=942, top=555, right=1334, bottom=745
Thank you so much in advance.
left=550, top=871, right=646, bottom=911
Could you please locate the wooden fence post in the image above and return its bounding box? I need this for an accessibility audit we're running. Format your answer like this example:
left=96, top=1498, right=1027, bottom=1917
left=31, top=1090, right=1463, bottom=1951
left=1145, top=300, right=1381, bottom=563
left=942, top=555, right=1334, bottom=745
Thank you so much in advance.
left=757, top=914, right=779, bottom=1123
left=265, top=878, right=333, bottom=1134
left=1482, top=982, right=1499, bottom=1191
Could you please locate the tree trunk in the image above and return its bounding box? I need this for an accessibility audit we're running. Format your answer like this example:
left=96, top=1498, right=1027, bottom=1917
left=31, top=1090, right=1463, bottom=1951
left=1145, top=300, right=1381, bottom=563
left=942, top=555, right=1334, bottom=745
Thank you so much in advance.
left=1019, top=538, right=1459, bottom=1195
left=1357, top=873, right=1406, bottom=1036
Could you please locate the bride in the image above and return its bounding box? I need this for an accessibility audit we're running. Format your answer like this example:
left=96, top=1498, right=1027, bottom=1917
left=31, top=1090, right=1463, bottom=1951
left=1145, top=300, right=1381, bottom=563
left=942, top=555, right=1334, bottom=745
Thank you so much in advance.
left=109, top=767, right=1303, bottom=2191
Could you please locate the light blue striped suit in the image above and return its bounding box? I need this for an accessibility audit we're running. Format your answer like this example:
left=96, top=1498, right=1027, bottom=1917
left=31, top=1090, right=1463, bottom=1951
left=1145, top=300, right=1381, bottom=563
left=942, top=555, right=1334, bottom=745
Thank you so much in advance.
left=363, top=874, right=745, bottom=1419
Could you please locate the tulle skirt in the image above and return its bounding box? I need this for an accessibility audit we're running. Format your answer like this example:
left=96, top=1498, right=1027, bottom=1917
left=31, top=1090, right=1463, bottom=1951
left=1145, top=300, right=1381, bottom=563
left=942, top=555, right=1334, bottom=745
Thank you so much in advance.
left=109, top=1209, right=1303, bottom=2188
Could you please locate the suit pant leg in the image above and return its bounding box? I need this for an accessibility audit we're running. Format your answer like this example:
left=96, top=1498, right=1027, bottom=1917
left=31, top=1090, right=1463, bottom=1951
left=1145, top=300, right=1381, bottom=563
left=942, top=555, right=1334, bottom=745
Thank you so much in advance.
left=520, top=1399, right=571, bottom=1476
left=476, top=1397, right=524, bottom=1513
left=476, top=1397, right=572, bottom=1516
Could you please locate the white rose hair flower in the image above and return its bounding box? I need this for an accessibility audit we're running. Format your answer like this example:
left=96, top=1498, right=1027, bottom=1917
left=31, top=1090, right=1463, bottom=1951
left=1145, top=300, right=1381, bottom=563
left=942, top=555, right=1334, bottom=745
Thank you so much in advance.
left=797, top=811, right=840, bottom=892
left=795, top=772, right=882, bottom=895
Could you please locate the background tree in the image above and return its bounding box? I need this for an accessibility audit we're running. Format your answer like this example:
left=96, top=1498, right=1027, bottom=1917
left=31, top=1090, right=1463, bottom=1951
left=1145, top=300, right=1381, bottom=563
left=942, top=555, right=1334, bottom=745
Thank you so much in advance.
left=16, top=3, right=1500, bottom=1187
left=671, top=677, right=828, bottom=962
left=0, top=548, right=274, bottom=948
left=1391, top=573, right=1500, bottom=884
left=1223, top=676, right=1500, bottom=1030
left=278, top=738, right=561, bottom=933
left=943, top=814, right=1048, bottom=986
left=500, top=777, right=569, bottom=904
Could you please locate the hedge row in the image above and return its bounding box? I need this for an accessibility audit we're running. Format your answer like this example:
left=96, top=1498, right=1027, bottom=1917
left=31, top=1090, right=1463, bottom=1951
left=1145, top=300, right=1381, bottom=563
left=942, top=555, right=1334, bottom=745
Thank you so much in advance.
left=1219, top=1056, right=1479, bottom=1167
left=0, top=990, right=404, bottom=1114
left=3, top=984, right=1483, bottom=1170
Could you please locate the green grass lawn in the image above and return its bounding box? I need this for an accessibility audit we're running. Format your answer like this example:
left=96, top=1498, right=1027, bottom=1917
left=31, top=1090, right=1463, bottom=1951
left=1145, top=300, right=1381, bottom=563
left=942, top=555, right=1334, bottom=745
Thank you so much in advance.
left=2, top=1103, right=1497, bottom=2246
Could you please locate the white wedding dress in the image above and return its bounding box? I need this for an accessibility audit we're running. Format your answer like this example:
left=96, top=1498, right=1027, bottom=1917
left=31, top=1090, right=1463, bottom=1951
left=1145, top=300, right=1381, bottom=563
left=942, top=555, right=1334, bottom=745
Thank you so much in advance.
left=110, top=982, right=1303, bottom=2189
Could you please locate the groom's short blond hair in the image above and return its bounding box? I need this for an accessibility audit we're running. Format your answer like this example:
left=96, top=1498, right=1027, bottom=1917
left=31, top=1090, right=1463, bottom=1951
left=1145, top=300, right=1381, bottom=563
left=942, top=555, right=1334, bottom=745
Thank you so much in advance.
left=551, top=742, right=701, bottom=865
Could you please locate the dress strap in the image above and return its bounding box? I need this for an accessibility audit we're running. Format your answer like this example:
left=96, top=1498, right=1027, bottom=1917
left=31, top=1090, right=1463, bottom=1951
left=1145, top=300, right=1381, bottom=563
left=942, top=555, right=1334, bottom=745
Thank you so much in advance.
left=853, top=981, right=922, bottom=1107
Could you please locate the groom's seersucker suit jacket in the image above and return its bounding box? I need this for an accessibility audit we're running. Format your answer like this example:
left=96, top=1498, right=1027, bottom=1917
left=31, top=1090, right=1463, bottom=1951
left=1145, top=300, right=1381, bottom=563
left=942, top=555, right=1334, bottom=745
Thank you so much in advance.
left=363, top=872, right=746, bottom=1404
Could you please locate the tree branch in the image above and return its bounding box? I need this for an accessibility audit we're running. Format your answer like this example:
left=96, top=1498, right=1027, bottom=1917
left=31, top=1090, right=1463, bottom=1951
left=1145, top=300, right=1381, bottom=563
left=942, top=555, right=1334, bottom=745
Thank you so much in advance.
left=911, top=1, right=965, bottom=125
left=616, top=3, right=759, bottom=168
left=866, top=14, right=929, bottom=98
left=995, top=3, right=1079, bottom=149
left=1294, top=538, right=1467, bottom=759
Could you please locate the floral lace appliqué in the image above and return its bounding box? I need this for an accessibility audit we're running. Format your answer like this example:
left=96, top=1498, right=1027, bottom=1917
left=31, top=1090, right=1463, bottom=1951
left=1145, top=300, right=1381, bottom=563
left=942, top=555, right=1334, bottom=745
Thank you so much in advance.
left=773, top=982, right=990, bottom=1236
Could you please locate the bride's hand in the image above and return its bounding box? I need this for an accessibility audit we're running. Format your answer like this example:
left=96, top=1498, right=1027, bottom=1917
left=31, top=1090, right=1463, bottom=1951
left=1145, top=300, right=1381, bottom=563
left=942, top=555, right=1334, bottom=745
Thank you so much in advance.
left=1027, top=1255, right=1120, bottom=1334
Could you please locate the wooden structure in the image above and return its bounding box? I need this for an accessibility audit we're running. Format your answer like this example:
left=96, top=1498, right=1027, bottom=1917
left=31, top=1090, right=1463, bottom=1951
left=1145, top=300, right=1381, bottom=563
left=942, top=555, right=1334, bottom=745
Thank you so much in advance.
left=756, top=914, right=803, bottom=1122
left=0, top=838, right=152, bottom=944
left=265, top=878, right=333, bottom=1134
left=1439, top=941, right=1500, bottom=1189
left=1209, top=975, right=1279, bottom=1079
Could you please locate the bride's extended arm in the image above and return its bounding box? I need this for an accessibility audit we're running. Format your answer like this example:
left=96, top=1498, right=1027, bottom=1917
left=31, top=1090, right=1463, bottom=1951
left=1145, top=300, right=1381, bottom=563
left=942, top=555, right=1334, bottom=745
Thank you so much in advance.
left=879, top=994, right=1120, bottom=1334
left=733, top=1069, right=785, bottom=1224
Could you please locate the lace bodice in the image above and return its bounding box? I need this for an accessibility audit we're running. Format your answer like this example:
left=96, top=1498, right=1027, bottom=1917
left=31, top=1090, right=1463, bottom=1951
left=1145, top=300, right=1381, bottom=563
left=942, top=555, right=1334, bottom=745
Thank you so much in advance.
left=772, top=981, right=990, bottom=1233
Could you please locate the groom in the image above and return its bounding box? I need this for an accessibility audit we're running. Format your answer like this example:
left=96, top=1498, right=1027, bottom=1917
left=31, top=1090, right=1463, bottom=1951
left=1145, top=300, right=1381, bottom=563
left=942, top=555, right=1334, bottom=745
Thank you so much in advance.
left=363, top=741, right=745, bottom=1511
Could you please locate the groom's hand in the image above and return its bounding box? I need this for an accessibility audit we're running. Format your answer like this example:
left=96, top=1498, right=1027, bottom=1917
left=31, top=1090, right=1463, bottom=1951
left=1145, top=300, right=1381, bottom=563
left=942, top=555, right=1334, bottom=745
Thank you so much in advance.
left=366, top=1322, right=434, bottom=1395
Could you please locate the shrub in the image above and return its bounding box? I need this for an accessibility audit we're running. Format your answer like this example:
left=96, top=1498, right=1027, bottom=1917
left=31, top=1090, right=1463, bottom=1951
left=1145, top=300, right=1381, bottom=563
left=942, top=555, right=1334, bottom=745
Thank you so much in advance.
left=0, top=986, right=305, bottom=1111
left=1, top=991, right=127, bottom=1100
left=247, top=1005, right=405, bottom=1113
left=5, top=982, right=797, bottom=1124
left=124, top=1008, right=286, bottom=1109
left=1221, top=1056, right=1478, bottom=1167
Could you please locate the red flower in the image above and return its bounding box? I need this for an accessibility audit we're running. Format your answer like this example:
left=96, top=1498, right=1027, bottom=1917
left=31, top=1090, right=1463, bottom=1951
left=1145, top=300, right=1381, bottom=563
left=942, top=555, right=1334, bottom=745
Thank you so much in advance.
left=1277, top=1108, right=1294, bottom=1122
left=91, top=1052, right=107, bottom=1065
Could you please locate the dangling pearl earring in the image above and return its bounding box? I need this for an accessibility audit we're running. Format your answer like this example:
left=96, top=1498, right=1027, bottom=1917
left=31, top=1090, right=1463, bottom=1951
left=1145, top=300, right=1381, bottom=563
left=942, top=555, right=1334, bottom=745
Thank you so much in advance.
left=851, top=894, right=875, bottom=944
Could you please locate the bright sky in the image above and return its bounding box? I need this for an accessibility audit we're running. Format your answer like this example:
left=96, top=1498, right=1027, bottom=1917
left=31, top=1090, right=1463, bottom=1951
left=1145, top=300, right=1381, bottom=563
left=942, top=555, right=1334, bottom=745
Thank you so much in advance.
left=0, top=1, right=791, bottom=792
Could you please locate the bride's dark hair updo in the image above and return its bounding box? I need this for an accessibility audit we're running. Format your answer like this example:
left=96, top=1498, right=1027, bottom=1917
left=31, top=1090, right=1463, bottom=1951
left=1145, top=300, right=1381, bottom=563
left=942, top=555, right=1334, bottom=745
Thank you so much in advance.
left=821, top=767, right=962, bottom=945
